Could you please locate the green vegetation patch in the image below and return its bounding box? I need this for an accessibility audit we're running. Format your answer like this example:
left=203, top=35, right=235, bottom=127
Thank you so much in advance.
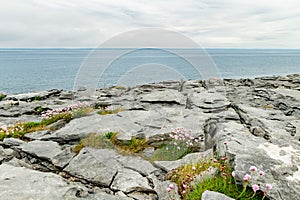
left=166, top=156, right=268, bottom=200
left=97, top=106, right=124, bottom=115
left=0, top=103, right=93, bottom=141
left=73, top=132, right=147, bottom=155
left=73, top=132, right=115, bottom=154
left=150, top=142, right=194, bottom=162
left=0, top=93, right=6, bottom=101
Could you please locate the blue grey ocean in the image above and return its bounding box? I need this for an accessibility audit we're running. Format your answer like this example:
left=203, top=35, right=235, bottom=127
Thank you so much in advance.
left=0, top=48, right=300, bottom=94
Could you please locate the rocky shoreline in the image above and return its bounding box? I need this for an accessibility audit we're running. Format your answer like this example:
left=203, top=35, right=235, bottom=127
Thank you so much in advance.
left=0, top=74, right=299, bottom=200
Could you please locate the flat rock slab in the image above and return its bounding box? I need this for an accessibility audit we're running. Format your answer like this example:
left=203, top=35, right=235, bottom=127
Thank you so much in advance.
left=202, top=190, right=234, bottom=200
left=154, top=149, right=212, bottom=172
left=111, top=168, right=154, bottom=193
left=140, top=90, right=184, bottom=104
left=19, top=140, right=74, bottom=168
left=64, top=148, right=158, bottom=188
left=213, top=121, right=300, bottom=200
left=64, top=148, right=118, bottom=187
left=0, top=163, right=88, bottom=200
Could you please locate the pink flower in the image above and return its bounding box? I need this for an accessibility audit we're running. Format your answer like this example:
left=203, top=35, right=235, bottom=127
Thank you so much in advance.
left=182, top=190, right=186, bottom=194
left=252, top=184, right=260, bottom=192
left=266, top=183, right=272, bottom=190
left=259, top=170, right=265, bottom=176
left=232, top=171, right=236, bottom=177
left=167, top=187, right=171, bottom=192
left=249, top=166, right=258, bottom=172
left=192, top=166, right=196, bottom=171
left=221, top=157, right=227, bottom=161
left=244, top=174, right=251, bottom=182
left=169, top=184, right=174, bottom=189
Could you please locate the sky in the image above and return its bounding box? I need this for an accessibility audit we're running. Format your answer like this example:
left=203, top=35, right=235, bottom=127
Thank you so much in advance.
left=0, top=0, right=299, bottom=48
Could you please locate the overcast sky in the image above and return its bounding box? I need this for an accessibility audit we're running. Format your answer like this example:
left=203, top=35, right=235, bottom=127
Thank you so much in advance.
left=0, top=0, right=299, bottom=48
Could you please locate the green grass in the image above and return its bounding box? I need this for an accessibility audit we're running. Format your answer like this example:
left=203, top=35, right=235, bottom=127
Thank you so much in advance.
left=110, top=133, right=147, bottom=154
left=97, top=107, right=124, bottom=115
left=150, top=142, right=193, bottom=162
left=73, top=132, right=115, bottom=154
left=166, top=157, right=267, bottom=200
left=73, top=132, right=147, bottom=155
left=0, top=105, right=93, bottom=141
left=34, top=96, right=42, bottom=101
left=0, top=94, right=6, bottom=101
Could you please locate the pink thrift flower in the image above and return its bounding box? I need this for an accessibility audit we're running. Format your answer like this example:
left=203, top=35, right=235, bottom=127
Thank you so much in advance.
left=232, top=171, right=236, bottom=177
left=252, top=184, right=260, bottom=192
left=266, top=183, right=272, bottom=190
left=169, top=184, right=174, bottom=189
left=221, top=157, right=227, bottom=161
left=192, top=166, right=196, bottom=171
left=259, top=170, right=265, bottom=176
left=182, top=190, right=186, bottom=194
left=250, top=166, right=258, bottom=172
left=244, top=174, right=251, bottom=182
left=167, top=187, right=171, bottom=192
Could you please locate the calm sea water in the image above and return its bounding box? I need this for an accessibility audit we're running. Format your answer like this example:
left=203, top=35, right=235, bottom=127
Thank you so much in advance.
left=0, top=48, right=300, bottom=94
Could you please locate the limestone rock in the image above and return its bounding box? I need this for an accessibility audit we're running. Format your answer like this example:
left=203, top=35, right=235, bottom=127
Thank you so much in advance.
left=0, top=163, right=89, bottom=200
left=111, top=168, right=154, bottom=193
left=201, top=190, right=234, bottom=200
left=64, top=148, right=118, bottom=187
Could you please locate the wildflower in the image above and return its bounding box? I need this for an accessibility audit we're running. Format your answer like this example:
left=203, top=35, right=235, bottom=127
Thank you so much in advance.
left=244, top=174, right=251, bottom=182
left=259, top=170, right=265, bottom=176
left=192, top=166, right=196, bottom=171
left=252, top=184, right=260, bottom=192
left=167, top=187, right=171, bottom=192
left=182, top=184, right=187, bottom=188
left=182, top=190, right=186, bottom=194
left=169, top=184, right=174, bottom=189
left=249, top=166, right=258, bottom=172
left=221, top=157, right=227, bottom=161
left=266, top=183, right=272, bottom=190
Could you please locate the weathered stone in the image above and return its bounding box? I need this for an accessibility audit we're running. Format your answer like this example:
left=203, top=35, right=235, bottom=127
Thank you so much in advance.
left=118, top=155, right=158, bottom=176
left=201, top=190, right=234, bottom=200
left=127, top=192, right=157, bottom=200
left=64, top=148, right=118, bottom=187
left=0, top=163, right=90, bottom=200
left=154, top=150, right=212, bottom=172
left=59, top=91, right=75, bottom=100
left=191, top=90, right=230, bottom=111
left=111, top=168, right=154, bottom=193
left=19, top=140, right=74, bottom=168
left=140, top=90, right=184, bottom=104
left=0, top=146, right=14, bottom=163
left=24, top=130, right=51, bottom=140
left=3, top=138, right=26, bottom=147
left=0, top=74, right=300, bottom=199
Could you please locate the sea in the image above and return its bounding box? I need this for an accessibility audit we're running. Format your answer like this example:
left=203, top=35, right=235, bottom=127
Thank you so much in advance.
left=0, top=48, right=300, bottom=94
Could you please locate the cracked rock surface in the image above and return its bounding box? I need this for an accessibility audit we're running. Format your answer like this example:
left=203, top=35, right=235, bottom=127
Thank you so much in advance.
left=0, top=74, right=299, bottom=199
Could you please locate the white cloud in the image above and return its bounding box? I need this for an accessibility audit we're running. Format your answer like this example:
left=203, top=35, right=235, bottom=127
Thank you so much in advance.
left=0, top=0, right=299, bottom=47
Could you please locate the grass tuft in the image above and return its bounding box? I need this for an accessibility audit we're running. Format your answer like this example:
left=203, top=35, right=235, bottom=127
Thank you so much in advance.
left=166, top=156, right=267, bottom=200
left=97, top=106, right=123, bottom=115
left=0, top=93, right=6, bottom=101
